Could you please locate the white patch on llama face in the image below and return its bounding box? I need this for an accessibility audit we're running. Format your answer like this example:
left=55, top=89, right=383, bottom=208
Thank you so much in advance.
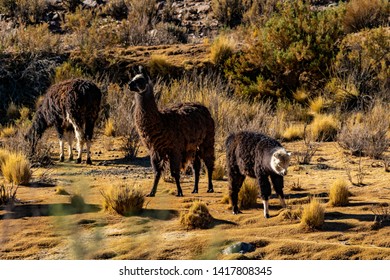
left=270, top=148, right=291, bottom=176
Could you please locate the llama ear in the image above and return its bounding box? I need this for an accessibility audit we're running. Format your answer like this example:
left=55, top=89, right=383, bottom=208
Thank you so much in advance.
left=139, top=65, right=151, bottom=80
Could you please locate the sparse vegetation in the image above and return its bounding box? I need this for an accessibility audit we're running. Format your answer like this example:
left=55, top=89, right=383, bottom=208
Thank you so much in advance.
left=329, top=179, right=350, bottom=206
left=101, top=184, right=145, bottom=216
left=300, top=198, right=325, bottom=230
left=1, top=151, right=31, bottom=185
left=180, top=200, right=214, bottom=229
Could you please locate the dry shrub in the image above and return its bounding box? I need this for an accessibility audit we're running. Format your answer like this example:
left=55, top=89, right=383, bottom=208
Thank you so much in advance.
left=104, top=118, right=116, bottom=137
left=309, top=96, right=326, bottom=114
left=300, top=198, right=325, bottom=230
left=329, top=178, right=349, bottom=207
left=101, top=184, right=145, bottom=216
left=0, top=148, right=10, bottom=168
left=282, top=124, right=304, bottom=142
left=338, top=102, right=390, bottom=159
left=310, top=114, right=339, bottom=142
left=0, top=183, right=18, bottom=206
left=238, top=179, right=259, bottom=209
left=212, top=0, right=246, bottom=28
left=210, top=35, right=236, bottom=68
left=1, top=152, right=31, bottom=185
left=279, top=207, right=303, bottom=221
left=212, top=161, right=225, bottom=180
left=343, top=0, right=389, bottom=33
left=54, top=61, right=85, bottom=83
left=180, top=201, right=214, bottom=229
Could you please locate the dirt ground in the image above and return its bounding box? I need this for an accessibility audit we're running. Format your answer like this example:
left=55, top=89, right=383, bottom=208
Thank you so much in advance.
left=1, top=129, right=389, bottom=260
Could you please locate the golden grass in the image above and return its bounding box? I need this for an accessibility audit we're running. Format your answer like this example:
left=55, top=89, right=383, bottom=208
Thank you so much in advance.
left=104, top=118, right=116, bottom=137
left=309, top=96, right=326, bottom=114
left=310, top=114, right=339, bottom=141
left=329, top=178, right=349, bottom=206
left=212, top=163, right=225, bottom=180
left=1, top=152, right=31, bottom=185
left=0, top=148, right=11, bottom=168
left=0, top=125, right=17, bottom=138
left=180, top=200, right=214, bottom=229
left=210, top=35, right=235, bottom=67
left=300, top=198, right=325, bottom=230
left=293, top=88, right=309, bottom=103
left=283, top=124, right=305, bottom=141
left=101, top=184, right=145, bottom=216
left=55, top=186, right=69, bottom=195
left=238, top=179, right=259, bottom=209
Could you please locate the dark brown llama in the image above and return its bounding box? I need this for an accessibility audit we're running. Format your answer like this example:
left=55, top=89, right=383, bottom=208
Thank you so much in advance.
left=226, top=131, right=291, bottom=218
left=129, top=66, right=215, bottom=197
left=26, top=79, right=102, bottom=164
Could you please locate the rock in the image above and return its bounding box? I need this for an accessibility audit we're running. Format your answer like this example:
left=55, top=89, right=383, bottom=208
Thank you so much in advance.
left=222, top=242, right=255, bottom=255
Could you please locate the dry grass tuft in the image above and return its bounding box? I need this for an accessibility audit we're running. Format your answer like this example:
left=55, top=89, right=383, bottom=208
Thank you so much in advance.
left=0, top=125, right=17, bottom=138
left=101, top=184, right=145, bottom=216
left=180, top=201, right=214, bottom=229
left=0, top=148, right=11, bottom=169
left=55, top=186, right=70, bottom=195
left=300, top=198, right=325, bottom=230
left=309, top=96, right=326, bottom=114
left=0, top=183, right=18, bottom=206
left=310, top=114, right=339, bottom=142
left=212, top=162, right=225, bottom=180
left=329, top=179, right=350, bottom=207
left=210, top=35, right=235, bottom=68
left=238, top=179, right=259, bottom=209
left=104, top=118, right=116, bottom=137
left=1, top=152, right=31, bottom=185
left=279, top=207, right=303, bottom=221
left=283, top=124, right=305, bottom=142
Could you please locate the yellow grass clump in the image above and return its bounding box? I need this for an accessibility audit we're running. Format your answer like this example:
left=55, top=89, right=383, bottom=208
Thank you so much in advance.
left=329, top=179, right=350, bottom=206
left=309, top=96, right=326, bottom=114
left=104, top=118, right=116, bottom=137
left=210, top=35, right=235, bottom=67
left=300, top=198, right=325, bottom=230
left=101, top=184, right=145, bottom=216
left=1, top=152, right=31, bottom=185
left=0, top=125, right=17, bottom=138
left=0, top=148, right=11, bottom=168
left=180, top=201, right=214, bottom=229
left=310, top=114, right=339, bottom=141
left=282, top=124, right=305, bottom=141
left=212, top=162, right=225, bottom=180
left=239, top=179, right=259, bottom=209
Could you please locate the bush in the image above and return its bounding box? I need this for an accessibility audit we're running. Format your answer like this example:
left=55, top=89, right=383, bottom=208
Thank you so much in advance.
left=310, top=114, right=339, bottom=142
left=238, top=179, right=259, bottom=209
left=338, top=102, right=390, bottom=159
left=330, top=27, right=390, bottom=111
left=0, top=0, right=48, bottom=24
left=0, top=148, right=11, bottom=170
left=1, top=152, right=31, bottom=185
left=54, top=62, right=85, bottom=83
left=300, top=198, right=325, bottom=230
left=104, top=118, right=116, bottom=137
left=282, top=124, right=304, bottom=142
left=343, top=0, right=389, bottom=33
left=0, top=125, right=17, bottom=138
left=225, top=0, right=344, bottom=100
left=212, top=0, right=246, bottom=28
left=180, top=201, right=214, bottom=229
left=329, top=179, right=349, bottom=206
left=210, top=35, right=236, bottom=69
left=0, top=183, right=18, bottom=206
left=101, top=184, right=145, bottom=216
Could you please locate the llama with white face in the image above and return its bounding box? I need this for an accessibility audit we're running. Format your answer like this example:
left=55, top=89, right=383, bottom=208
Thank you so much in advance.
left=226, top=131, right=291, bottom=218
left=26, top=79, right=102, bottom=164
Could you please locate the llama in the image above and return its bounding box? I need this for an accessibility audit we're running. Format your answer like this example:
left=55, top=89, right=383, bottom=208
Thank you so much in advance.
left=129, top=66, right=215, bottom=197
left=26, top=78, right=102, bottom=164
left=226, top=131, right=291, bottom=218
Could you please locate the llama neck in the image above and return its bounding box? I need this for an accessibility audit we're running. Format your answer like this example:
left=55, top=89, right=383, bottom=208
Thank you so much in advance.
left=134, top=86, right=161, bottom=127
left=28, top=110, right=48, bottom=146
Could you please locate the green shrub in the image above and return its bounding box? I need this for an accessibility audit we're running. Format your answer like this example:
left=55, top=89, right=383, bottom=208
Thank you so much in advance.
left=54, top=62, right=85, bottom=83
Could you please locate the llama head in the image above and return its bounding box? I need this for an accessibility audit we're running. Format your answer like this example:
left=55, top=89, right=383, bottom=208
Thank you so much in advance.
left=270, top=148, right=291, bottom=176
left=129, top=66, right=152, bottom=94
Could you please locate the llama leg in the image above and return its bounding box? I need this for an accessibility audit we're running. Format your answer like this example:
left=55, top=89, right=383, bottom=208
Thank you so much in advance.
left=170, top=153, right=183, bottom=197
left=201, top=146, right=215, bottom=193
left=227, top=163, right=245, bottom=214
left=85, top=119, right=95, bottom=165
left=270, top=174, right=286, bottom=208
left=68, top=138, right=73, bottom=161
left=148, top=154, right=163, bottom=197
left=191, top=154, right=201, bottom=193
left=59, top=138, right=65, bottom=162
left=73, top=127, right=84, bottom=163
left=86, top=141, right=92, bottom=165
left=259, top=175, right=272, bottom=218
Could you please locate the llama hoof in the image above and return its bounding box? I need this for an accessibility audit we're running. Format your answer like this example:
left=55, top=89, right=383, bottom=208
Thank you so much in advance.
left=264, top=213, right=270, bottom=219
left=146, top=193, right=155, bottom=197
left=59, top=156, right=64, bottom=162
left=191, top=189, right=198, bottom=194
left=76, top=158, right=82, bottom=164
left=176, top=193, right=184, bottom=197
left=68, top=156, right=73, bottom=161
left=86, top=158, right=92, bottom=165
left=207, top=188, right=214, bottom=193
